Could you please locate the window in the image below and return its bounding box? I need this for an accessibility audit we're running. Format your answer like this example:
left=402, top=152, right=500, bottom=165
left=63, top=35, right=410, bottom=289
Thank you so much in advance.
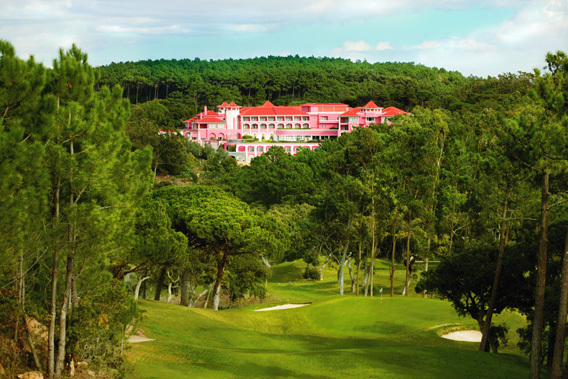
left=294, top=124, right=301, bottom=129
left=302, top=116, right=309, bottom=121
left=294, top=116, right=301, bottom=121
left=302, top=123, right=309, bottom=129
left=285, top=117, right=292, bottom=121
left=285, top=147, right=291, bottom=152
left=268, top=117, right=275, bottom=121
left=258, top=147, right=264, bottom=152
left=277, top=117, right=284, bottom=121
left=243, top=117, right=250, bottom=121
left=252, top=117, right=258, bottom=121
left=260, top=117, right=267, bottom=121
left=248, top=147, right=254, bottom=152
left=320, top=116, right=328, bottom=121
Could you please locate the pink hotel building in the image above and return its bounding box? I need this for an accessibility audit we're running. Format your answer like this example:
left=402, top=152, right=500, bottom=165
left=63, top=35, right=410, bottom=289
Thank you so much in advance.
left=181, top=100, right=408, bottom=163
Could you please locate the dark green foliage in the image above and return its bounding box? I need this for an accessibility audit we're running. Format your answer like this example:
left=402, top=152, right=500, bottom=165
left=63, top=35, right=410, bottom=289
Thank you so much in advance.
left=0, top=40, right=153, bottom=377
left=234, top=146, right=315, bottom=206
left=303, top=267, right=320, bottom=280
left=416, top=244, right=531, bottom=324
left=98, top=55, right=535, bottom=120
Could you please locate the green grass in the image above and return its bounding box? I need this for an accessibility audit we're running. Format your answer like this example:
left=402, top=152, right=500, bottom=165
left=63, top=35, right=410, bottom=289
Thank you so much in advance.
left=126, top=259, right=529, bottom=378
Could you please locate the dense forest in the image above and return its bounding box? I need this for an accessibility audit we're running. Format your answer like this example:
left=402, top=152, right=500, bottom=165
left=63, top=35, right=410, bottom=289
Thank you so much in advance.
left=97, top=55, right=532, bottom=127
left=1, top=39, right=568, bottom=379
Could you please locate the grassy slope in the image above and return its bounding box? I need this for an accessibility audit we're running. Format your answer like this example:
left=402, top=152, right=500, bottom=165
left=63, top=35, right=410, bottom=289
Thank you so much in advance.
left=126, top=259, right=529, bottom=378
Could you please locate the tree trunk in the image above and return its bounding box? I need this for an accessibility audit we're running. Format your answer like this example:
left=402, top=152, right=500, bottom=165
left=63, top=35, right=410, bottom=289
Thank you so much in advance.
left=356, top=240, right=362, bottom=296
left=140, top=270, right=147, bottom=299
left=347, top=258, right=355, bottom=293
left=530, top=168, right=550, bottom=379
left=404, top=209, right=412, bottom=297
left=551, top=229, right=568, bottom=378
left=369, top=191, right=376, bottom=297
left=166, top=271, right=179, bottom=304
left=192, top=286, right=209, bottom=308
left=213, top=252, right=229, bottom=311
left=480, top=187, right=509, bottom=352
left=338, top=218, right=352, bottom=295
left=154, top=267, right=167, bottom=301
left=134, top=276, right=150, bottom=300
left=422, top=258, right=429, bottom=298
left=318, top=253, right=331, bottom=281
left=180, top=268, right=189, bottom=306
left=363, top=261, right=369, bottom=297
left=477, top=317, right=490, bottom=352
left=48, top=175, right=60, bottom=378
left=55, top=253, right=73, bottom=377
left=390, top=203, right=401, bottom=297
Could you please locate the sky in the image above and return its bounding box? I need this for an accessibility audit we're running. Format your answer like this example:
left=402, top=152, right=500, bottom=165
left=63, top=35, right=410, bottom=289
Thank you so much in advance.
left=1, top=0, right=567, bottom=77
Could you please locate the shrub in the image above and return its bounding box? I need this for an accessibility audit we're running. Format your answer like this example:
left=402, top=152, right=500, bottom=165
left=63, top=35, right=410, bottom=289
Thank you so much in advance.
left=303, top=267, right=319, bottom=280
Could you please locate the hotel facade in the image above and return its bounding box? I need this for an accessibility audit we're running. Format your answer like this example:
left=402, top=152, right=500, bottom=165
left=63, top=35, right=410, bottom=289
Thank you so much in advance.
left=181, top=101, right=408, bottom=163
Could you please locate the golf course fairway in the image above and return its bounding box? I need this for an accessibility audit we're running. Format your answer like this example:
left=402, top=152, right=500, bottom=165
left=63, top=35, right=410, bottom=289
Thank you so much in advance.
left=126, top=259, right=530, bottom=378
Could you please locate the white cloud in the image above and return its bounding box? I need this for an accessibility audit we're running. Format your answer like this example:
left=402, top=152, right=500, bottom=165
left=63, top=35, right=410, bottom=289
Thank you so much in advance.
left=1, top=0, right=566, bottom=76
left=96, top=24, right=192, bottom=35
left=375, top=42, right=393, bottom=51
left=339, top=40, right=394, bottom=53
left=412, top=40, right=442, bottom=50
left=225, top=24, right=275, bottom=33
left=343, top=40, right=372, bottom=52
left=408, top=0, right=568, bottom=76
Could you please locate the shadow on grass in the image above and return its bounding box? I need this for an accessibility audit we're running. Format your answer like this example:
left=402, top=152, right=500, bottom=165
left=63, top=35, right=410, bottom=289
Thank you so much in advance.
left=196, top=360, right=329, bottom=378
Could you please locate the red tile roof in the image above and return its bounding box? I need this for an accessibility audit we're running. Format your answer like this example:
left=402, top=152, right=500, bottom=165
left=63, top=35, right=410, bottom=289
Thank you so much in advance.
left=302, top=103, right=348, bottom=106
left=228, top=101, right=240, bottom=107
left=240, top=105, right=308, bottom=116
left=340, top=109, right=360, bottom=117
left=195, top=117, right=226, bottom=123
left=260, top=101, right=274, bottom=107
left=363, top=100, right=380, bottom=109
left=382, top=107, right=409, bottom=117
left=220, top=102, right=229, bottom=107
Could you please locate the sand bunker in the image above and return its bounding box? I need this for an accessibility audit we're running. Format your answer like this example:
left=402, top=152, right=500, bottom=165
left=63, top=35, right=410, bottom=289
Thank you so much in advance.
left=255, top=303, right=310, bottom=311
left=128, top=335, right=155, bottom=343
left=128, top=329, right=154, bottom=343
left=442, top=330, right=482, bottom=342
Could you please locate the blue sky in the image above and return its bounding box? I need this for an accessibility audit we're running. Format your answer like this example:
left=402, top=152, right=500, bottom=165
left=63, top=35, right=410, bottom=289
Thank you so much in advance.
left=2, top=0, right=566, bottom=77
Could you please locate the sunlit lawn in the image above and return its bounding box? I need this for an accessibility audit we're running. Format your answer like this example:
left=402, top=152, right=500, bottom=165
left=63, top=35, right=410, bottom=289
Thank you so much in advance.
left=126, top=259, right=529, bottom=378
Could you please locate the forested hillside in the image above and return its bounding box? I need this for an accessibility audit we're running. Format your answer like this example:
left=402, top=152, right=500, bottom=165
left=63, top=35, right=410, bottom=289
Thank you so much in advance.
left=2, top=39, right=567, bottom=379
left=97, top=56, right=532, bottom=125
